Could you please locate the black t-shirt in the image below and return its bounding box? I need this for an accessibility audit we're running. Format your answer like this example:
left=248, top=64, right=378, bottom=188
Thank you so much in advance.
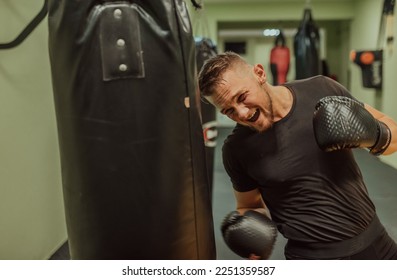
left=222, top=75, right=375, bottom=243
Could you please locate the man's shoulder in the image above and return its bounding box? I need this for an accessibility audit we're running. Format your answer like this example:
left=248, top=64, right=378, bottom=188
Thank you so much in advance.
left=285, top=75, right=343, bottom=100
left=285, top=75, right=331, bottom=88
left=223, top=124, right=253, bottom=148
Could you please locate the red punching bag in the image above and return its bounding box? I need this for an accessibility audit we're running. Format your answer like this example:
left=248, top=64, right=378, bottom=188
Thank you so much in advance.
left=270, top=31, right=290, bottom=85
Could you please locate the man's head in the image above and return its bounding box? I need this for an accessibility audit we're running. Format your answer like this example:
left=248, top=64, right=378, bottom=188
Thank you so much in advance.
left=198, top=51, right=246, bottom=98
left=198, top=51, right=275, bottom=132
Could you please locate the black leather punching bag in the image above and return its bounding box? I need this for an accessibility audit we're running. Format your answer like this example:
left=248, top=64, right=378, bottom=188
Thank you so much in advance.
left=47, top=0, right=216, bottom=260
left=195, top=37, right=218, bottom=196
left=294, top=8, right=322, bottom=79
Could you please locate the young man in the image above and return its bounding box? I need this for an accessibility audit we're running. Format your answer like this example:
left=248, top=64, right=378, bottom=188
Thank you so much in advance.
left=198, top=51, right=397, bottom=259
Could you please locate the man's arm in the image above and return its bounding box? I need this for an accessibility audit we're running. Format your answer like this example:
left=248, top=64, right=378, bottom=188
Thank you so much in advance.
left=221, top=187, right=277, bottom=259
left=364, top=104, right=397, bottom=155
left=313, top=96, right=394, bottom=155
left=234, top=188, right=271, bottom=218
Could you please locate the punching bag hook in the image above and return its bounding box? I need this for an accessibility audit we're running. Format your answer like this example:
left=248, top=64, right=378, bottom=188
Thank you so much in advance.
left=275, top=30, right=286, bottom=47
left=191, top=0, right=203, bottom=9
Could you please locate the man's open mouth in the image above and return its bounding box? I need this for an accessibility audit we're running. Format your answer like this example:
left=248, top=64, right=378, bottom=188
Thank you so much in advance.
left=247, top=109, right=260, bottom=122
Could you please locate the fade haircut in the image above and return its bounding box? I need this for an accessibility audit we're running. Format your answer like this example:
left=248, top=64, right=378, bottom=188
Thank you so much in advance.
left=198, top=51, right=247, bottom=97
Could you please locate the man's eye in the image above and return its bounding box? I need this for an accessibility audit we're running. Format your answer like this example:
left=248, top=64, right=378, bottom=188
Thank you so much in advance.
left=238, top=94, right=246, bottom=103
left=225, top=109, right=234, bottom=116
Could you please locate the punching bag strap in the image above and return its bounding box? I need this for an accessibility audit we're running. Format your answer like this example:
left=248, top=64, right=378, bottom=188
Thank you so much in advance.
left=300, top=8, right=313, bottom=27
left=0, top=0, right=48, bottom=49
left=97, top=3, right=145, bottom=81
left=274, top=31, right=286, bottom=47
left=192, top=1, right=212, bottom=41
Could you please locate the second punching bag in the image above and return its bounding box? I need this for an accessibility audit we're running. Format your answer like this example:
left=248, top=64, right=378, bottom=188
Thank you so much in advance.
left=294, top=8, right=322, bottom=79
left=47, top=0, right=216, bottom=259
left=270, top=31, right=290, bottom=85
left=195, top=36, right=218, bottom=196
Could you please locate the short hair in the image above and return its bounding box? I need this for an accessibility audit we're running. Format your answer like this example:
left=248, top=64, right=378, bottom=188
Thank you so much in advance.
left=198, top=51, right=247, bottom=97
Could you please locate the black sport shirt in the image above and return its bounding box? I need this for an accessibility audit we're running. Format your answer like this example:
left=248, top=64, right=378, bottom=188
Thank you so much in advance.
left=222, top=75, right=375, bottom=243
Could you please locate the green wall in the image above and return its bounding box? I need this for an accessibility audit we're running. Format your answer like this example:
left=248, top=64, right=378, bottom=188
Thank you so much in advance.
left=0, top=1, right=66, bottom=259
left=191, top=1, right=355, bottom=42
left=349, top=0, right=397, bottom=168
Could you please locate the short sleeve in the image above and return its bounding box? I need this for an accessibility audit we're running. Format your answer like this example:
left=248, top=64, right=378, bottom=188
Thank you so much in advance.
left=322, top=76, right=354, bottom=99
left=222, top=141, right=258, bottom=192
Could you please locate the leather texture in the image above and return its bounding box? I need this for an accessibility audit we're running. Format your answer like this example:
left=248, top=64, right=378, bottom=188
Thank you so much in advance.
left=48, top=0, right=215, bottom=260
left=221, top=211, right=278, bottom=259
left=313, top=96, right=379, bottom=152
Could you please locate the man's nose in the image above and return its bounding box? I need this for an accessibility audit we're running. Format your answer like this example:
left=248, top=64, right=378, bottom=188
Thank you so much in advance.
left=235, top=106, right=249, bottom=119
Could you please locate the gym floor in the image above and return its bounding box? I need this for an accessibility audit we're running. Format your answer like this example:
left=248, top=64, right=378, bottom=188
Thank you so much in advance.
left=50, top=127, right=397, bottom=260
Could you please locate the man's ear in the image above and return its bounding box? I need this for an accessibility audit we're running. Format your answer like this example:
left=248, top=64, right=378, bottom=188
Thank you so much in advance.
left=253, top=64, right=266, bottom=83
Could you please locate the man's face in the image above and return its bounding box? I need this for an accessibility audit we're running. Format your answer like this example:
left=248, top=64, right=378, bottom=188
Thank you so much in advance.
left=206, top=65, right=274, bottom=132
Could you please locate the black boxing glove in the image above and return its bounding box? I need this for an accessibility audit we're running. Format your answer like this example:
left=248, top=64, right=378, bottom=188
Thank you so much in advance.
left=313, top=96, right=391, bottom=155
left=221, top=210, right=277, bottom=259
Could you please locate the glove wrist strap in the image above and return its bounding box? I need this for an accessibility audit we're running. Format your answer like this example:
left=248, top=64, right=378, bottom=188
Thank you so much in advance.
left=370, top=121, right=391, bottom=156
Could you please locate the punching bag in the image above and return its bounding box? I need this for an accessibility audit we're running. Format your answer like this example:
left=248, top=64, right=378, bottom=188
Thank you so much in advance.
left=47, top=0, right=216, bottom=260
left=270, top=31, right=290, bottom=85
left=294, top=8, right=322, bottom=79
left=195, top=37, right=218, bottom=196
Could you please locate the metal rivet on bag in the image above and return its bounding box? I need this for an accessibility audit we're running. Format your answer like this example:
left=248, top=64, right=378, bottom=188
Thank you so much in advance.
left=119, top=64, right=128, bottom=72
left=114, top=9, right=122, bottom=19
left=117, top=39, right=125, bottom=47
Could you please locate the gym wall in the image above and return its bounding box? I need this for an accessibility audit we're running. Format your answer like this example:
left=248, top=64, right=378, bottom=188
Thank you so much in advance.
left=349, top=0, right=397, bottom=169
left=0, top=1, right=67, bottom=260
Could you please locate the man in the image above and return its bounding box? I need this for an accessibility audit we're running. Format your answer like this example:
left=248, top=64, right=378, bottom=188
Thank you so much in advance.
left=198, top=51, right=397, bottom=260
